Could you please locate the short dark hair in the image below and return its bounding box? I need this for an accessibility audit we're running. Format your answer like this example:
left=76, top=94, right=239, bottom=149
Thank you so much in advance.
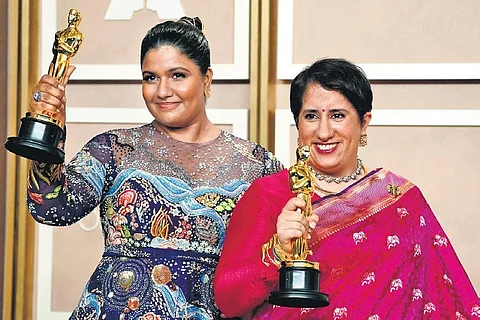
left=290, top=58, right=373, bottom=126
left=140, top=17, right=210, bottom=74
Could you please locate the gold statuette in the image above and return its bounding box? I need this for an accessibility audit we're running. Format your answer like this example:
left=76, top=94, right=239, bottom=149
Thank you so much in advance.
left=5, top=9, right=84, bottom=163
left=288, top=145, right=316, bottom=261
left=48, top=8, right=84, bottom=84
left=268, top=145, right=329, bottom=308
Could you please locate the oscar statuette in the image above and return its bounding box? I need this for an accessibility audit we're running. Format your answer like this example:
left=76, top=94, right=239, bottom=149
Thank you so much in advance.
left=268, top=145, right=329, bottom=308
left=5, top=9, right=84, bottom=163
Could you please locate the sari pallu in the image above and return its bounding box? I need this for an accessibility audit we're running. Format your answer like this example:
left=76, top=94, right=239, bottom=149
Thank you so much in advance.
left=252, top=169, right=479, bottom=320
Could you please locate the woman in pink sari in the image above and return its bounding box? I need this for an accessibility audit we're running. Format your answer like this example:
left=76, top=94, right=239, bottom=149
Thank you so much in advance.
left=213, top=58, right=479, bottom=319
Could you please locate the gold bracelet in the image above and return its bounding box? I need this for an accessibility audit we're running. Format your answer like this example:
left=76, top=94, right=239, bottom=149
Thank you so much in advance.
left=273, top=236, right=293, bottom=262
left=261, top=234, right=292, bottom=268
left=262, top=234, right=280, bottom=267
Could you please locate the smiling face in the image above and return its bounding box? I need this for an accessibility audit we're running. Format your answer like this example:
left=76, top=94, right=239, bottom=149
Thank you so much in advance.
left=298, top=83, right=371, bottom=177
left=141, top=46, right=212, bottom=131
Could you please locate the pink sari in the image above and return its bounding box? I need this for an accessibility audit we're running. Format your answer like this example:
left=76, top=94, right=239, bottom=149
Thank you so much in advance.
left=253, top=169, right=479, bottom=319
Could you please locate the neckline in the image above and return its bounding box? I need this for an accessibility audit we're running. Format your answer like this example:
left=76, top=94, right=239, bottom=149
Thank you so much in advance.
left=148, top=122, right=224, bottom=146
left=313, top=167, right=383, bottom=201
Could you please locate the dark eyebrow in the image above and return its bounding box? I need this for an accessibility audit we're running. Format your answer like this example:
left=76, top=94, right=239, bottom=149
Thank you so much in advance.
left=141, top=67, right=190, bottom=77
left=169, top=67, right=190, bottom=73
left=329, top=108, right=349, bottom=113
left=301, top=108, right=319, bottom=114
left=301, top=108, right=349, bottom=114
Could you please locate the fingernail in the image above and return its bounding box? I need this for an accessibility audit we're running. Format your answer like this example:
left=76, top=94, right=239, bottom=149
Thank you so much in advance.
left=58, top=84, right=65, bottom=91
left=307, top=233, right=311, bottom=239
left=56, top=109, right=60, bottom=113
left=309, top=221, right=316, bottom=229
left=62, top=96, right=66, bottom=102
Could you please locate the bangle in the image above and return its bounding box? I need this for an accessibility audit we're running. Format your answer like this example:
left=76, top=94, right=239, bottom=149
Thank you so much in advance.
left=261, top=234, right=292, bottom=268
left=273, top=237, right=293, bottom=262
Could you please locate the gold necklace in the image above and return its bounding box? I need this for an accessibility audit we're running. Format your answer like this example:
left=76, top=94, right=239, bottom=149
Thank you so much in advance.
left=314, top=181, right=337, bottom=196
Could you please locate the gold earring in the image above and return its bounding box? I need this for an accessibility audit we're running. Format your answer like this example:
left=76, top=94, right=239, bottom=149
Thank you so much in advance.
left=359, top=134, right=367, bottom=147
left=204, top=90, right=210, bottom=99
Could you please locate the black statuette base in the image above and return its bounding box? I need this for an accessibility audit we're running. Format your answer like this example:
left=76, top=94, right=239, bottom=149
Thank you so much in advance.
left=268, top=260, right=330, bottom=308
left=5, top=116, right=65, bottom=164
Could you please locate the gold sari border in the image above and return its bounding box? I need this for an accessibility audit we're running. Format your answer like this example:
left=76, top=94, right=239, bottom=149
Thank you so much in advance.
left=310, top=169, right=415, bottom=245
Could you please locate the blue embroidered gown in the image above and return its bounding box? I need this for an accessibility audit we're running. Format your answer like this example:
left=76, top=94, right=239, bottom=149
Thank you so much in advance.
left=27, top=124, right=283, bottom=319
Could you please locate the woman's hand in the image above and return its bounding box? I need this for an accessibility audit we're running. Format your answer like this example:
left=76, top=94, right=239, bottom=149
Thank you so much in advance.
left=29, top=65, right=76, bottom=127
left=276, top=197, right=319, bottom=253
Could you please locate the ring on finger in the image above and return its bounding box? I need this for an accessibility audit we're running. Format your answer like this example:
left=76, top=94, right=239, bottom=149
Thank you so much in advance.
left=33, top=91, right=42, bottom=102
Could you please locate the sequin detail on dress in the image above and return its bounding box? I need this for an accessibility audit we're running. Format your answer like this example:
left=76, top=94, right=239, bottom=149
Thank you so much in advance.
left=27, top=123, right=283, bottom=319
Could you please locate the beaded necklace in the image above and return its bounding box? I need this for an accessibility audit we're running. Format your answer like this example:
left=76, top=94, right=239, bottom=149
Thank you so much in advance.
left=309, top=158, right=363, bottom=184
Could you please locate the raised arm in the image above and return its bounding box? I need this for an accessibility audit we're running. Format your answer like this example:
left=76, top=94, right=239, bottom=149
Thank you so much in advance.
left=27, top=132, right=115, bottom=226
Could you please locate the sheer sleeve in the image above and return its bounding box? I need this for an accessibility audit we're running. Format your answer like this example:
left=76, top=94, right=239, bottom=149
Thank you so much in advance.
left=27, top=132, right=116, bottom=226
left=253, top=145, right=284, bottom=176
left=214, top=175, right=288, bottom=317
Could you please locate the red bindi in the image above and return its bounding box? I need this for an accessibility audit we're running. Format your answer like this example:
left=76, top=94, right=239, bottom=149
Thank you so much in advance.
left=322, top=109, right=326, bottom=112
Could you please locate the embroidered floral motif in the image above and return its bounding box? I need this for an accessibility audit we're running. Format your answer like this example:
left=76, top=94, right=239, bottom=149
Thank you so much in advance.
left=412, top=288, right=423, bottom=301
left=387, top=235, right=400, bottom=249
left=333, top=307, right=348, bottom=319
left=387, top=183, right=401, bottom=197
left=472, top=304, right=480, bottom=317
left=353, top=231, right=367, bottom=245
left=174, top=217, right=193, bottom=241
left=150, top=208, right=172, bottom=239
left=362, top=272, right=375, bottom=286
left=390, top=278, right=403, bottom=292
left=414, top=244, right=422, bottom=257
left=214, top=198, right=236, bottom=214
left=110, top=212, right=129, bottom=241
left=420, top=215, right=426, bottom=227
left=423, top=302, right=436, bottom=314
left=118, top=189, right=137, bottom=215
left=300, top=308, right=313, bottom=315
left=397, top=207, right=409, bottom=218
left=140, top=312, right=161, bottom=320
left=456, top=311, right=467, bottom=320
left=28, top=189, right=44, bottom=205
left=443, top=274, right=453, bottom=286
left=433, top=234, right=448, bottom=247
left=107, top=225, right=124, bottom=245
left=195, top=193, right=221, bottom=208
left=330, top=267, right=344, bottom=279
left=195, top=216, right=219, bottom=245
left=367, top=315, right=381, bottom=320
left=45, top=185, right=62, bottom=200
